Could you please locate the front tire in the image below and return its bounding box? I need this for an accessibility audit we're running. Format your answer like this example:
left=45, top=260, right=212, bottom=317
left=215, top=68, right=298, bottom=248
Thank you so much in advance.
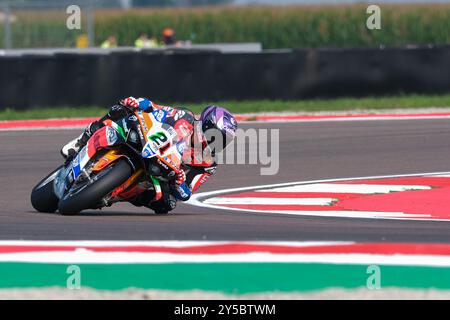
left=31, top=166, right=62, bottom=213
left=58, top=159, right=132, bottom=215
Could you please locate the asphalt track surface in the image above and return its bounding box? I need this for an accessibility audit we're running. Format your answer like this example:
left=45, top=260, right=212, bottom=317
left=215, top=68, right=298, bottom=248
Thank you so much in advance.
left=3, top=119, right=450, bottom=242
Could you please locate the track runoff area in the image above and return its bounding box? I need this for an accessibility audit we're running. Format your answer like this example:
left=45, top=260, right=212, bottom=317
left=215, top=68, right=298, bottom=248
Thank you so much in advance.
left=3, top=111, right=450, bottom=298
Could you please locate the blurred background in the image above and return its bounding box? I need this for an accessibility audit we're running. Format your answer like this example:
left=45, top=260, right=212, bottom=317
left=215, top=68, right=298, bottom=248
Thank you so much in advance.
left=0, top=0, right=449, bottom=112
left=1, top=0, right=449, bottom=49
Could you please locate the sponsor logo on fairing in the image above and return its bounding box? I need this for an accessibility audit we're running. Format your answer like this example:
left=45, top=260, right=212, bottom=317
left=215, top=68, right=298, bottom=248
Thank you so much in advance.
left=137, top=112, right=149, bottom=132
left=72, top=156, right=81, bottom=178
left=142, top=144, right=156, bottom=158
left=152, top=109, right=167, bottom=123
left=149, top=132, right=169, bottom=148
left=72, top=153, right=79, bottom=167
left=71, top=147, right=89, bottom=179
left=166, top=126, right=178, bottom=139
left=106, top=127, right=118, bottom=145
left=174, top=110, right=186, bottom=121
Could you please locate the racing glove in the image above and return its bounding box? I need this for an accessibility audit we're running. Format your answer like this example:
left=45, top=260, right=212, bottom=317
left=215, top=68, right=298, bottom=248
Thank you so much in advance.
left=108, top=104, right=129, bottom=119
left=109, top=96, right=140, bottom=119
left=120, top=96, right=140, bottom=109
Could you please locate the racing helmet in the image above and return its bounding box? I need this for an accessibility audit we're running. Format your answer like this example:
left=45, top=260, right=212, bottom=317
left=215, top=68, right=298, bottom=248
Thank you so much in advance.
left=199, top=105, right=237, bottom=153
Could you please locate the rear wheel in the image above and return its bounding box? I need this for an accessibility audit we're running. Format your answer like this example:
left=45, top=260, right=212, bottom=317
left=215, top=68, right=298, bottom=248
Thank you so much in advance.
left=30, top=166, right=62, bottom=213
left=58, top=159, right=132, bottom=215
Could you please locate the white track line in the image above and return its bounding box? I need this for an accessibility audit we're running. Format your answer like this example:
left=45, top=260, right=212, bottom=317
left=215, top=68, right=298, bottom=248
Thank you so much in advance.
left=0, top=240, right=350, bottom=247
left=211, top=209, right=429, bottom=219
left=2, top=241, right=450, bottom=267
left=1, top=251, right=450, bottom=267
left=188, top=171, right=450, bottom=222
left=204, top=197, right=335, bottom=206
left=258, top=183, right=430, bottom=194
left=246, top=115, right=450, bottom=124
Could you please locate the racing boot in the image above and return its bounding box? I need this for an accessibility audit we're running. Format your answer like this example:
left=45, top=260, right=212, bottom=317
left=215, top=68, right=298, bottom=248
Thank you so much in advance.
left=129, top=181, right=177, bottom=214
left=149, top=194, right=177, bottom=214
left=60, top=120, right=104, bottom=162
left=128, top=185, right=156, bottom=207
left=149, top=181, right=177, bottom=214
left=60, top=132, right=85, bottom=160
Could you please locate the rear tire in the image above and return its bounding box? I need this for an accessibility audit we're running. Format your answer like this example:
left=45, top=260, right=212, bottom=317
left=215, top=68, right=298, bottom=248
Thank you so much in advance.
left=58, top=159, right=132, bottom=215
left=30, top=166, right=62, bottom=213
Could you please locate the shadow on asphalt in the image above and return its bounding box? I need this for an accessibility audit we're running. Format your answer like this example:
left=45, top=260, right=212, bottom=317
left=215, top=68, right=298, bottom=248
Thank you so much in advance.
left=26, top=210, right=199, bottom=217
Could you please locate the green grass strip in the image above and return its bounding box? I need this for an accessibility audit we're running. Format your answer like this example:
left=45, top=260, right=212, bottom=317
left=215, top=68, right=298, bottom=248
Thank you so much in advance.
left=0, top=263, right=449, bottom=293
left=2, top=94, right=450, bottom=121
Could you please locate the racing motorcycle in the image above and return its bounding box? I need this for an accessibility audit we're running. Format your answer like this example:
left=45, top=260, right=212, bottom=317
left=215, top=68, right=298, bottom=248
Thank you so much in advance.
left=31, top=107, right=185, bottom=215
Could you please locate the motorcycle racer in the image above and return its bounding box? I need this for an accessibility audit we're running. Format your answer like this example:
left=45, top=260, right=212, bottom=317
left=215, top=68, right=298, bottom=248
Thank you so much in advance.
left=60, top=97, right=238, bottom=214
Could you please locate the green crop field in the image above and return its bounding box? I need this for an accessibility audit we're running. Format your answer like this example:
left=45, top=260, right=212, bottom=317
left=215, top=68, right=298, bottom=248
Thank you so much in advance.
left=1, top=4, right=450, bottom=49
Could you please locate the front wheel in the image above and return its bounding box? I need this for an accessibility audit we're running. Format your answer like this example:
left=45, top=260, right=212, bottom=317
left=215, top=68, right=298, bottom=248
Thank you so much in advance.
left=58, top=159, right=132, bottom=215
left=31, top=166, right=62, bottom=213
